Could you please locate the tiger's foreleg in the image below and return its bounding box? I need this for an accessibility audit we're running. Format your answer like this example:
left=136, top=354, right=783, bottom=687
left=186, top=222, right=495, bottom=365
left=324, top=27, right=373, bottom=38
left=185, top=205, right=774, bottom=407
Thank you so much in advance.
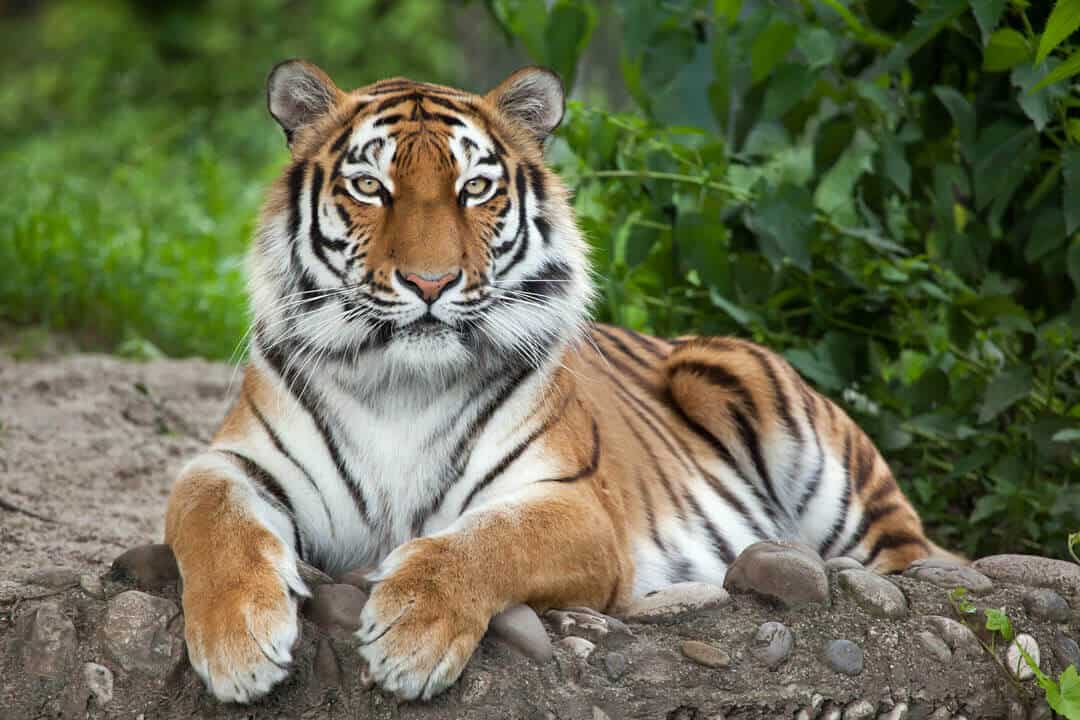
left=357, top=481, right=629, bottom=700
left=165, top=454, right=307, bottom=703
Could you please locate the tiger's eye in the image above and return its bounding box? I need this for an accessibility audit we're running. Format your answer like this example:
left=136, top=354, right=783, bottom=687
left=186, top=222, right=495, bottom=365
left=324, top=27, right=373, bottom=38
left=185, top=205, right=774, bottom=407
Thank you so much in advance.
left=353, top=176, right=383, bottom=195
left=463, top=178, right=491, bottom=196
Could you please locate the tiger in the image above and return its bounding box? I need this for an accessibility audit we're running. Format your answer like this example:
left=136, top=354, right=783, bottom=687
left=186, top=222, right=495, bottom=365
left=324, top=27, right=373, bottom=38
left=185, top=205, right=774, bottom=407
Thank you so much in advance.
left=164, top=59, right=956, bottom=704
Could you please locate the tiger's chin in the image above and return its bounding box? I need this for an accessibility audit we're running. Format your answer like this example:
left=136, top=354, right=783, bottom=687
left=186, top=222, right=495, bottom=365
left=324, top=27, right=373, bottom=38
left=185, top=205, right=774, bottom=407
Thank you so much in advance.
left=380, top=327, right=475, bottom=377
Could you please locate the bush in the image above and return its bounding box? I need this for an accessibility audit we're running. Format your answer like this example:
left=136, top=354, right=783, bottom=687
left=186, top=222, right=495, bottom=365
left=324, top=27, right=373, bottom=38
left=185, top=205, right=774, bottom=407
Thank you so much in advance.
left=484, top=0, right=1080, bottom=558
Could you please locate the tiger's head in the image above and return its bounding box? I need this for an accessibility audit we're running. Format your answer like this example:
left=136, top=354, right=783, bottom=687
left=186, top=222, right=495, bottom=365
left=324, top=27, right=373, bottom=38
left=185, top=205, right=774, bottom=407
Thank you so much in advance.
left=251, top=60, right=591, bottom=386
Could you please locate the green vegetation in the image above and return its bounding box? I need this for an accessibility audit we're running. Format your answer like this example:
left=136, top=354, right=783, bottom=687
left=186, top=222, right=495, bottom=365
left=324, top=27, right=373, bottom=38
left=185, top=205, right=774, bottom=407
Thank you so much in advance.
left=3, top=1, right=1079, bottom=557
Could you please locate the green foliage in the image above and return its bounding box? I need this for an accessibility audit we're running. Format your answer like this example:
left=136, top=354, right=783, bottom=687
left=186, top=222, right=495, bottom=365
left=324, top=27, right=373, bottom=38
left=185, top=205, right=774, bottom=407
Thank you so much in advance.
left=489, top=0, right=1080, bottom=558
left=0, top=0, right=462, bottom=359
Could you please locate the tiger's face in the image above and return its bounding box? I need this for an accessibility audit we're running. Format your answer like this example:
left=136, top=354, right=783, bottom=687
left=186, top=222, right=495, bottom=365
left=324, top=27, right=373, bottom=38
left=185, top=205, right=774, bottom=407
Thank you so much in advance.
left=251, top=61, right=591, bottom=384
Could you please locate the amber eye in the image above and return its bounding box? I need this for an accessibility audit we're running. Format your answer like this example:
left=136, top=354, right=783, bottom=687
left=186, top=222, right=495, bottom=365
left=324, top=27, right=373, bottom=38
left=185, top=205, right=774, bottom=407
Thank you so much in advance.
left=462, top=177, right=492, bottom=198
left=352, top=176, right=383, bottom=196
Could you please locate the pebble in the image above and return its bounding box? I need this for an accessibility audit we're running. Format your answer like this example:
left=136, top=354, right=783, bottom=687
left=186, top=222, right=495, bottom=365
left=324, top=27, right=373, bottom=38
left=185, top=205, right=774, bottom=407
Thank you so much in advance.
left=1052, top=631, right=1080, bottom=668
left=558, top=636, right=595, bottom=659
left=622, top=582, right=730, bottom=623
left=78, top=573, right=105, bottom=599
left=26, top=568, right=81, bottom=589
left=604, top=651, right=628, bottom=680
left=903, top=558, right=993, bottom=594
left=18, top=601, right=77, bottom=677
left=592, top=708, right=612, bottom=720
left=826, top=557, right=864, bottom=571
left=100, top=590, right=184, bottom=676
left=924, top=615, right=982, bottom=658
left=82, top=662, right=114, bottom=705
left=824, top=639, right=864, bottom=675
left=60, top=662, right=114, bottom=720
left=489, top=604, right=553, bottom=663
left=304, top=583, right=366, bottom=632
left=751, top=621, right=794, bottom=668
left=109, top=544, right=179, bottom=589
left=680, top=640, right=731, bottom=668
left=1023, top=588, right=1071, bottom=622
left=973, top=554, right=1080, bottom=596
left=820, top=707, right=842, bottom=720
left=1006, top=633, right=1039, bottom=681
left=926, top=709, right=950, bottom=720
left=842, top=699, right=876, bottom=720
left=723, top=540, right=829, bottom=607
left=915, top=631, right=952, bottom=663
left=837, top=569, right=908, bottom=618
left=878, top=703, right=908, bottom=720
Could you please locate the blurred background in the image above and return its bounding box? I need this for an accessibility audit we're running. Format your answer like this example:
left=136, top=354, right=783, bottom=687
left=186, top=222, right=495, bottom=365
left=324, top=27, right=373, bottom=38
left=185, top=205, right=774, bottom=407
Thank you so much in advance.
left=1, top=0, right=1078, bottom=559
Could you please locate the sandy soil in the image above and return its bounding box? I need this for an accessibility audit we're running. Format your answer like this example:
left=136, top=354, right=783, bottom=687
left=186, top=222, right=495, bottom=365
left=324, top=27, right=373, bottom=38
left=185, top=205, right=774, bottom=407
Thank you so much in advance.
left=0, top=351, right=236, bottom=602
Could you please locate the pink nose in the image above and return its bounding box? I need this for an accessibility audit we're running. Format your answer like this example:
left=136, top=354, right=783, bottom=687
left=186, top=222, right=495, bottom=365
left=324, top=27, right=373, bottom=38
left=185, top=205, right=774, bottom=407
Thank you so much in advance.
left=398, top=270, right=459, bottom=303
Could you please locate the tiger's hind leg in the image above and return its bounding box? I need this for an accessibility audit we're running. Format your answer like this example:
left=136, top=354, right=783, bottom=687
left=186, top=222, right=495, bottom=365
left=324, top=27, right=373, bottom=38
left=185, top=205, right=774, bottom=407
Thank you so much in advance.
left=664, top=336, right=949, bottom=573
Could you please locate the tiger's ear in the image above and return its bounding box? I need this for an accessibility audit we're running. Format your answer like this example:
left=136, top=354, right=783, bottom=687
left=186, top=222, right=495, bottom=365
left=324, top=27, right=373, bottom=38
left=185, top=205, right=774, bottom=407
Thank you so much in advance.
left=486, top=66, right=565, bottom=143
left=267, top=59, right=343, bottom=146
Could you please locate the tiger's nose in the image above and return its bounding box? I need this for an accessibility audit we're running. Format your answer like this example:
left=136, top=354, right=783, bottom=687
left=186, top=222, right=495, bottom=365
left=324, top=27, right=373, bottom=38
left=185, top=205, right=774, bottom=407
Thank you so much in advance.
left=396, top=269, right=461, bottom=303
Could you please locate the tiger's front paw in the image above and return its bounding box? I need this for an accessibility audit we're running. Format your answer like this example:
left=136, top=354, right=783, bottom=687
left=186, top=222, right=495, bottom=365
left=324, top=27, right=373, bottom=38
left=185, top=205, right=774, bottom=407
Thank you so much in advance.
left=357, top=539, right=489, bottom=700
left=182, top=564, right=304, bottom=703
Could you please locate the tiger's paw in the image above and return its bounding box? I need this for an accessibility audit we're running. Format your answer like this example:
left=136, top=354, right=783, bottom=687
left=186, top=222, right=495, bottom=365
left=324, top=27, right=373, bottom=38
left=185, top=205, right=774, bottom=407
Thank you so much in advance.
left=357, top=539, right=489, bottom=700
left=182, top=560, right=306, bottom=703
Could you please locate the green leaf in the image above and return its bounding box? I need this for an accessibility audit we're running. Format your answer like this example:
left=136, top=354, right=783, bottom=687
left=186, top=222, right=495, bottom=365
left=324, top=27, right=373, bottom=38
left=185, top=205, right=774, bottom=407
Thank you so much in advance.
left=984, top=607, right=1014, bottom=641
left=749, top=183, right=815, bottom=272
left=862, top=0, right=967, bottom=79
left=1025, top=208, right=1067, bottom=263
left=796, top=26, right=838, bottom=69
left=489, top=0, right=549, bottom=61
left=978, top=367, right=1033, bottom=423
left=1069, top=242, right=1080, bottom=293
left=543, top=0, right=595, bottom=91
left=813, top=128, right=878, bottom=225
left=1043, top=664, right=1080, bottom=718
left=751, top=18, right=797, bottom=85
left=983, top=28, right=1032, bottom=72
left=1012, top=61, right=1067, bottom=131
left=1052, top=428, right=1080, bottom=443
left=1065, top=149, right=1080, bottom=234
left=880, top=133, right=912, bottom=194
left=933, top=86, right=977, bottom=162
left=715, top=0, right=743, bottom=26
left=970, top=0, right=1008, bottom=46
left=1031, top=47, right=1080, bottom=92
left=1036, top=0, right=1080, bottom=64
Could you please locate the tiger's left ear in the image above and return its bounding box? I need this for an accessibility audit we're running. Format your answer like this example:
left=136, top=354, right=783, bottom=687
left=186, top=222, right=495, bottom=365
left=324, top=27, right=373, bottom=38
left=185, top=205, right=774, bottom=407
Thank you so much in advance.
left=486, top=67, right=565, bottom=143
left=267, top=59, right=344, bottom=147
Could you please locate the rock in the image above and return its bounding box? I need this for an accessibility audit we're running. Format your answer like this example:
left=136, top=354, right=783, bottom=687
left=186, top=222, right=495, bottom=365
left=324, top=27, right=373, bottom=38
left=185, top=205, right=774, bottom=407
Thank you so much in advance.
left=837, top=569, right=908, bottom=618
left=1006, top=634, right=1039, bottom=681
left=1022, top=588, right=1071, bottom=622
left=903, top=558, right=993, bottom=594
left=18, top=601, right=77, bottom=677
left=604, top=651, right=628, bottom=681
left=61, top=662, right=114, bottom=719
left=824, top=639, right=864, bottom=676
left=81, top=662, right=114, bottom=705
left=490, top=604, right=553, bottom=663
left=826, top=557, right=864, bottom=571
left=313, top=638, right=340, bottom=687
left=915, top=631, right=952, bottom=663
left=27, top=568, right=81, bottom=589
left=924, top=616, right=982, bottom=659
left=842, top=699, right=876, bottom=720
left=723, top=540, right=829, bottom=607
left=304, top=583, right=366, bottom=632
left=1052, top=632, right=1080, bottom=669
left=878, top=703, right=908, bottom=720
left=926, top=709, right=950, bottom=720
left=78, top=573, right=105, bottom=599
left=622, top=582, right=730, bottom=622
left=680, top=640, right=731, bottom=668
left=751, top=621, right=794, bottom=669
left=820, top=706, right=842, bottom=720
left=973, top=554, right=1080, bottom=596
left=100, top=590, right=184, bottom=676
left=592, top=708, right=612, bottom=720
left=109, top=544, right=179, bottom=589
left=558, top=636, right=595, bottom=659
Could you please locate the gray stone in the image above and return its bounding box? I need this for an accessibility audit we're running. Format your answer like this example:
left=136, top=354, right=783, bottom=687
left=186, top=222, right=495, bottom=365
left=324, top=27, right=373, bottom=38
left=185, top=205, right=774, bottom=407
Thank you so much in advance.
left=78, top=573, right=105, bottom=599
left=1052, top=631, right=1080, bottom=669
left=925, top=709, right=950, bottom=720
left=837, top=569, right=908, bottom=618
left=903, top=558, right=993, bottom=594
left=61, top=662, right=114, bottom=720
left=304, top=583, right=366, bottom=632
left=558, top=636, right=595, bottom=659
left=101, top=590, right=184, bottom=676
left=843, top=699, right=876, bottom=720
left=824, top=639, right=864, bottom=676
left=18, top=601, right=77, bottom=677
left=82, top=662, right=114, bottom=706
left=1006, top=633, right=1039, bottom=680
left=680, top=640, right=731, bottom=668
left=751, top=621, right=794, bottom=668
left=915, top=631, right=952, bottom=663
left=26, top=568, right=81, bottom=589
left=592, top=708, right=612, bottom=720
left=826, top=557, right=864, bottom=571
left=108, top=543, right=179, bottom=589
left=973, top=554, right=1080, bottom=596
left=490, top=604, right=553, bottom=663
left=724, top=540, right=829, bottom=607
left=622, top=582, right=730, bottom=622
left=878, top=703, right=908, bottom=720
left=820, top=707, right=842, bottom=720
left=603, top=651, right=628, bottom=681
left=924, top=615, right=982, bottom=658
left=1023, top=588, right=1071, bottom=622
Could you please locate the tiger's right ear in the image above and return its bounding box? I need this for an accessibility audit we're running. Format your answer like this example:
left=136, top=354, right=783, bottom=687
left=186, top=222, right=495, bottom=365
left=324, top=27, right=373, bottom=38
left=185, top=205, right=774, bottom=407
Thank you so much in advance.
left=267, top=60, right=343, bottom=147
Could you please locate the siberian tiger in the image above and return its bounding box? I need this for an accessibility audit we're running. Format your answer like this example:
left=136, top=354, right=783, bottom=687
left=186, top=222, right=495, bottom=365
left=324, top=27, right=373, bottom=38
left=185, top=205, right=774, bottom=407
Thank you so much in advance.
left=165, top=60, right=953, bottom=704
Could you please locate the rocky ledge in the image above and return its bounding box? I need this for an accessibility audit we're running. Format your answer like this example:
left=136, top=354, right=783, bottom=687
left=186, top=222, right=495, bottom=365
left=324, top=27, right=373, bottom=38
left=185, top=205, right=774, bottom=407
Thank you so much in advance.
left=2, top=542, right=1078, bottom=720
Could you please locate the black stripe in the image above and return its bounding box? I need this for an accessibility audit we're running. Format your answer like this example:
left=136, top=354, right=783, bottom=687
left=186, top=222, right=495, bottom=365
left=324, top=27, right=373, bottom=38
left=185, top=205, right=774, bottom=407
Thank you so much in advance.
left=496, top=165, right=531, bottom=279
left=793, top=380, right=823, bottom=517
left=533, top=215, right=552, bottom=245
left=525, top=162, right=547, bottom=202
left=286, top=162, right=306, bottom=240
left=636, top=470, right=666, bottom=552
left=329, top=126, right=353, bottom=154
left=684, top=491, right=736, bottom=565
left=835, top=502, right=900, bottom=558
left=853, top=435, right=876, bottom=491
left=594, top=325, right=656, bottom=373
left=865, top=532, right=930, bottom=567
left=308, top=165, right=347, bottom=281
left=374, top=114, right=404, bottom=126
left=540, top=419, right=600, bottom=483
left=218, top=449, right=304, bottom=559
left=516, top=260, right=571, bottom=298
left=611, top=402, right=687, bottom=519
left=622, top=329, right=668, bottom=359
left=747, top=347, right=801, bottom=444
left=818, top=428, right=853, bottom=557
